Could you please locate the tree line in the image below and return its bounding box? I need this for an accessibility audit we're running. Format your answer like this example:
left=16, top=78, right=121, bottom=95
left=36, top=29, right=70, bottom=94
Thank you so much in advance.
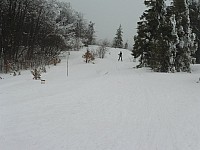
left=0, top=0, right=95, bottom=73
left=133, top=0, right=199, bottom=72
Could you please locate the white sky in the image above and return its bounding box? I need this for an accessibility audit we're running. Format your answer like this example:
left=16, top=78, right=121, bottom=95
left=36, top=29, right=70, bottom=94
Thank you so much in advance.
left=61, top=0, right=145, bottom=48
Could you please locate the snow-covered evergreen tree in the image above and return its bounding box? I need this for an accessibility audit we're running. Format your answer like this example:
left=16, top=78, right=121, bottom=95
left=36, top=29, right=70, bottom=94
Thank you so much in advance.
left=124, top=42, right=128, bottom=49
left=145, top=0, right=169, bottom=72
left=133, top=0, right=196, bottom=72
left=113, top=24, right=123, bottom=48
left=132, top=17, right=150, bottom=68
left=85, top=21, right=95, bottom=46
left=189, top=0, right=200, bottom=63
left=134, top=0, right=176, bottom=72
left=173, top=0, right=197, bottom=72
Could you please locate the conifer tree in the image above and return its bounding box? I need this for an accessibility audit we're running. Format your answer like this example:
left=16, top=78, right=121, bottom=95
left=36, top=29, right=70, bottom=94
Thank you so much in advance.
left=173, top=0, right=197, bottom=72
left=113, top=25, right=123, bottom=48
left=133, top=0, right=175, bottom=72
left=189, top=0, right=200, bottom=63
left=124, top=42, right=128, bottom=49
left=132, top=17, right=150, bottom=68
left=86, top=21, right=95, bottom=46
left=133, top=0, right=196, bottom=72
left=145, top=0, right=168, bottom=71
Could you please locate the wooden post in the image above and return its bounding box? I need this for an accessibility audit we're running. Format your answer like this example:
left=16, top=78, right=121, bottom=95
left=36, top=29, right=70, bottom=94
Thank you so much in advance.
left=66, top=51, right=70, bottom=77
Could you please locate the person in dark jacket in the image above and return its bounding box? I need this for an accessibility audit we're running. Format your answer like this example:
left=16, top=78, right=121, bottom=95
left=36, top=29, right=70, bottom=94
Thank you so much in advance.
left=118, top=51, right=122, bottom=61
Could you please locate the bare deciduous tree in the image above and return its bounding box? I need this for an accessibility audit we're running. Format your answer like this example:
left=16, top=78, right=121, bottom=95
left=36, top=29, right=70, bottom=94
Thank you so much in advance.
left=97, top=39, right=109, bottom=59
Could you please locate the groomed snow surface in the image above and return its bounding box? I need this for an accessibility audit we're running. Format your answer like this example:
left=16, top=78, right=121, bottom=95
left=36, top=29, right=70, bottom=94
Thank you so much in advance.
left=0, top=46, right=200, bottom=150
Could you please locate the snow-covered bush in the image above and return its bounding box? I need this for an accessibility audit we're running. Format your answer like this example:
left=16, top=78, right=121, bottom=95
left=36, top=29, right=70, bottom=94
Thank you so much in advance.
left=96, top=39, right=109, bottom=59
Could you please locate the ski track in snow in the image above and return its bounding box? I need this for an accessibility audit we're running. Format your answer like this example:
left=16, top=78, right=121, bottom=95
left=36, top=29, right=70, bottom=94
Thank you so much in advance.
left=0, top=46, right=200, bottom=150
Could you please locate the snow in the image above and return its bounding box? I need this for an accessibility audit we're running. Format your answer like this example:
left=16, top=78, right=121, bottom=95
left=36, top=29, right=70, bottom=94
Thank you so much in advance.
left=0, top=46, right=200, bottom=150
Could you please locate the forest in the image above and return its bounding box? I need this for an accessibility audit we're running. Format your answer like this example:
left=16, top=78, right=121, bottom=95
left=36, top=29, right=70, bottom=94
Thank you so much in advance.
left=133, top=0, right=200, bottom=72
left=0, top=0, right=95, bottom=73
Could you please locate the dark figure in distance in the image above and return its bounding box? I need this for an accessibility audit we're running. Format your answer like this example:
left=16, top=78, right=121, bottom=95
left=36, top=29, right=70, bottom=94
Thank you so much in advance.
left=118, top=51, right=122, bottom=61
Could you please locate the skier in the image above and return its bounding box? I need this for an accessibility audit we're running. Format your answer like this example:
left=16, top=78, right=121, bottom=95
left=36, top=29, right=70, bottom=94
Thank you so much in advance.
left=118, top=51, right=122, bottom=61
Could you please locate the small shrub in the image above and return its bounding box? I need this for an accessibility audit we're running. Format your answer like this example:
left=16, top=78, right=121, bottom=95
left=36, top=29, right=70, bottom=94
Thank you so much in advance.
left=31, top=68, right=41, bottom=80
left=82, top=49, right=95, bottom=63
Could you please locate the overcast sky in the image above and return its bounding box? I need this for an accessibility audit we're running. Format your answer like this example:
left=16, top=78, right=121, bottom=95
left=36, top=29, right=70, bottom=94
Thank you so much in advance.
left=61, top=0, right=146, bottom=47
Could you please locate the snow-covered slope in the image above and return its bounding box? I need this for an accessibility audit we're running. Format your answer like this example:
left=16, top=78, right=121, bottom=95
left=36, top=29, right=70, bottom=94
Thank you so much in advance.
left=0, top=46, right=200, bottom=150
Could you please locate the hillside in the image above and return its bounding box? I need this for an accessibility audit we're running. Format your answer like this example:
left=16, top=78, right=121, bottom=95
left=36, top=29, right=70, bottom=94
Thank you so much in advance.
left=0, top=46, right=200, bottom=150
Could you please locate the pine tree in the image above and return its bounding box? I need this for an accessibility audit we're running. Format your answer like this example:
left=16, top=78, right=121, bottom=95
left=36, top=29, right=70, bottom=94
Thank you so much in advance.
left=86, top=21, right=95, bottom=46
left=173, top=0, right=197, bottom=72
left=124, top=42, right=128, bottom=49
left=189, top=0, right=200, bottom=63
left=133, top=0, right=196, bottom=72
left=133, top=0, right=175, bottom=72
left=132, top=17, right=150, bottom=68
left=150, top=0, right=180, bottom=72
left=113, top=24, right=123, bottom=48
